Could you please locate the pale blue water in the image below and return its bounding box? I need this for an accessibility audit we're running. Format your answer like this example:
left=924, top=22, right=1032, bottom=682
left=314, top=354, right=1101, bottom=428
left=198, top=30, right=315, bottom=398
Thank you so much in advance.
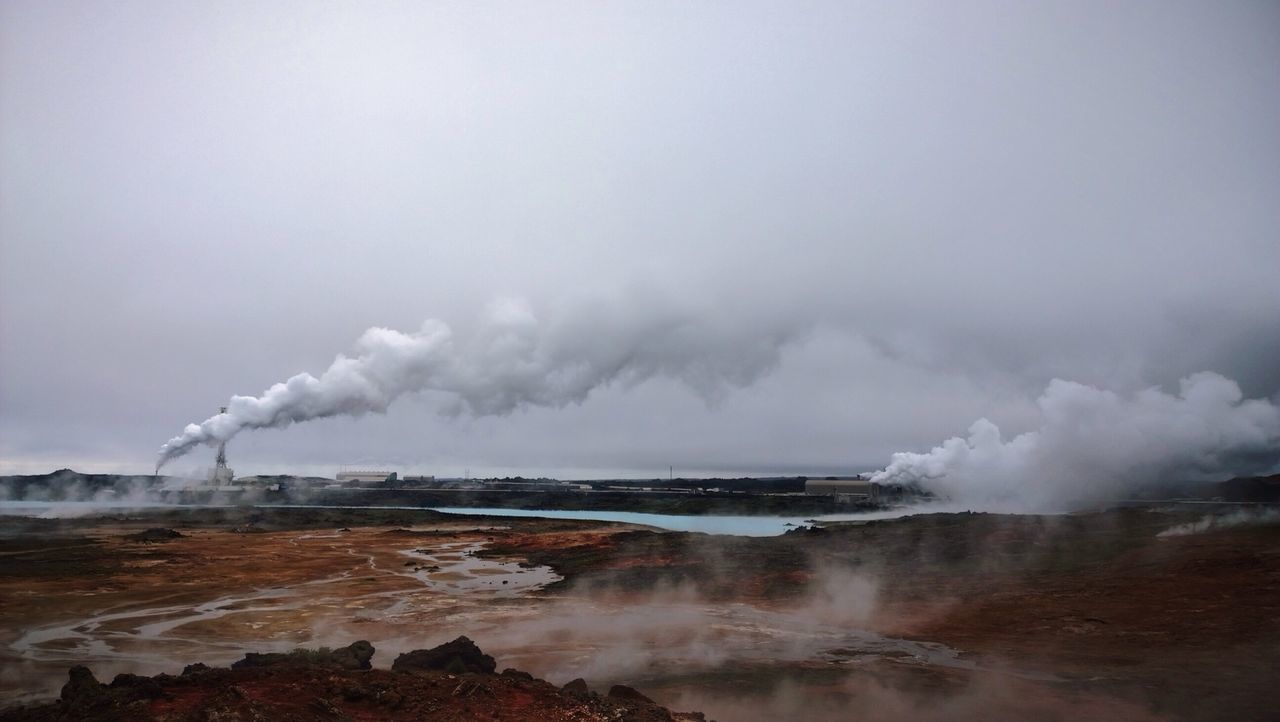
left=426, top=506, right=921, bottom=536
left=0, top=500, right=211, bottom=518
left=0, top=500, right=929, bottom=535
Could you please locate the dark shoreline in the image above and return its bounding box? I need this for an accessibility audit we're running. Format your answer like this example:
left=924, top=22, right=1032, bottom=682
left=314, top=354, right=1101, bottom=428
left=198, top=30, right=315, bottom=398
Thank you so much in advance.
left=1, top=469, right=885, bottom=517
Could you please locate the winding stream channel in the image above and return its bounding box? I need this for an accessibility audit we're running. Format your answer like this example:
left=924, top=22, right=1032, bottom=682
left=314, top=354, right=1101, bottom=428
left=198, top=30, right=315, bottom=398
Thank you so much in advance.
left=7, top=528, right=1054, bottom=701
left=0, top=513, right=1089, bottom=722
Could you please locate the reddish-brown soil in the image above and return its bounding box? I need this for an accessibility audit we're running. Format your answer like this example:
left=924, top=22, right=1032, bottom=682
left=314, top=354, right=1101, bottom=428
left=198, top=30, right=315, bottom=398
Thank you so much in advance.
left=889, top=525, right=1280, bottom=722
left=492, top=509, right=1280, bottom=721
left=2, top=506, right=1278, bottom=721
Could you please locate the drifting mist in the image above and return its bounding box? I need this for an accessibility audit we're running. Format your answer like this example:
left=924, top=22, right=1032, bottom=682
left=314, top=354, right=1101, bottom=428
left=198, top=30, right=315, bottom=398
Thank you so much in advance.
left=872, top=372, right=1280, bottom=511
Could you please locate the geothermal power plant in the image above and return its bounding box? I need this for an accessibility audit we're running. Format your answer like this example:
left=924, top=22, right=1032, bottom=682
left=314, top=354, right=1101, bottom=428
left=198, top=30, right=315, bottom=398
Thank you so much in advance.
left=4, top=2, right=1279, bottom=720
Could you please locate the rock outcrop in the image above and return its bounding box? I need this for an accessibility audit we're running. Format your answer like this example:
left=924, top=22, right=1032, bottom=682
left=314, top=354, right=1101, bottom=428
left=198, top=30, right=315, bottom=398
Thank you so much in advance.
left=232, top=640, right=375, bottom=670
left=391, top=635, right=496, bottom=674
left=2, top=638, right=705, bottom=722
left=124, top=528, right=184, bottom=542
left=59, top=665, right=102, bottom=704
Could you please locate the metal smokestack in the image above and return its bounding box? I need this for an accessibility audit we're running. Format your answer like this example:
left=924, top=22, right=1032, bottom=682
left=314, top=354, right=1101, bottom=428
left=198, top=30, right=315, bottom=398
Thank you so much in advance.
left=209, top=407, right=234, bottom=486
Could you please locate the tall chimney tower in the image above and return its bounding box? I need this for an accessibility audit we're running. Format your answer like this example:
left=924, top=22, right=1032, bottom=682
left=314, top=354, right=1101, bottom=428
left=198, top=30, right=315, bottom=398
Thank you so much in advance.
left=209, top=407, right=234, bottom=486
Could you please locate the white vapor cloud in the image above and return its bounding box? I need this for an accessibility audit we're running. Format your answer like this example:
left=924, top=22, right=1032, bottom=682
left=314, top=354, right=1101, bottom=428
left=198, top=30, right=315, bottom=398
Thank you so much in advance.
left=157, top=295, right=798, bottom=469
left=871, top=372, right=1280, bottom=510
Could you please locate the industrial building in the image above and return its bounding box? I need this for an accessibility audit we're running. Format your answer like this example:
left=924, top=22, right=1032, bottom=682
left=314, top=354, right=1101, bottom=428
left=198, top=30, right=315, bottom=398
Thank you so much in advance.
left=804, top=477, right=879, bottom=501
left=336, top=470, right=395, bottom=483
left=334, top=470, right=437, bottom=486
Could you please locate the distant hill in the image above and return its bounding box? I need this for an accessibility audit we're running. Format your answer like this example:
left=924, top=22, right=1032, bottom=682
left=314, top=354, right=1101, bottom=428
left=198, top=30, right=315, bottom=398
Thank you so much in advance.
left=0, top=469, right=163, bottom=499
left=1213, top=474, right=1280, bottom=503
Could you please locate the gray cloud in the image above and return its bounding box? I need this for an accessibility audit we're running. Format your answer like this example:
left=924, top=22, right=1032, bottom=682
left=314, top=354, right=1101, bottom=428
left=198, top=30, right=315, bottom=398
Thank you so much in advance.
left=2, top=1, right=1278, bottom=477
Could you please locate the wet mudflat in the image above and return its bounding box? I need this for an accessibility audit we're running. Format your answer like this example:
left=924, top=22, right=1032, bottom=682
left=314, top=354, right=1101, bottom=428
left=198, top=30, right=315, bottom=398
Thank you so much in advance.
left=0, top=506, right=1277, bottom=721
left=0, top=513, right=569, bottom=704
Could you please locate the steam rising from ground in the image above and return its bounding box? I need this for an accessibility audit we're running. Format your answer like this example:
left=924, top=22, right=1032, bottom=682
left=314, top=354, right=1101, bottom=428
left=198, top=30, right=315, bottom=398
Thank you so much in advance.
left=0, top=475, right=166, bottom=518
left=1158, top=508, right=1280, bottom=538
left=0, top=473, right=280, bottom=518
left=872, top=372, right=1280, bottom=511
left=157, top=296, right=796, bottom=469
left=463, top=568, right=880, bottom=684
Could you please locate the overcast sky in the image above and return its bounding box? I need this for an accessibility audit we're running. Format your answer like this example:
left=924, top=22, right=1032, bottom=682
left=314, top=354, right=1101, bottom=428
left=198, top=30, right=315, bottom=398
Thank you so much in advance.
left=2, top=1, right=1278, bottom=479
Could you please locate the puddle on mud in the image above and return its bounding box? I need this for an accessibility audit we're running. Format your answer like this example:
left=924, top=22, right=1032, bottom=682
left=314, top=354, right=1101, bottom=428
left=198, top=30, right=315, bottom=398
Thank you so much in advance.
left=4, top=531, right=1057, bottom=710
left=400, top=542, right=559, bottom=596
left=10, top=588, right=306, bottom=664
left=9, top=536, right=560, bottom=675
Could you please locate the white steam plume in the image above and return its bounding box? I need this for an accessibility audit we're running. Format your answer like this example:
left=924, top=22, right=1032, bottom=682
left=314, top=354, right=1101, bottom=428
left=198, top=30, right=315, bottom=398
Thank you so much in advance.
left=871, top=372, right=1280, bottom=511
left=156, top=296, right=797, bottom=470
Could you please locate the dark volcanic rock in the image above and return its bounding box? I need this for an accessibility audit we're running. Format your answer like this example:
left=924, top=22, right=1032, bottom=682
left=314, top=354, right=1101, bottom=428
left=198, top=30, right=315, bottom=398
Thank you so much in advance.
left=109, top=673, right=163, bottom=698
left=180, top=662, right=210, bottom=675
left=392, top=635, right=496, bottom=674
left=608, top=684, right=655, bottom=704
left=231, top=651, right=294, bottom=669
left=232, top=640, right=375, bottom=670
left=331, top=640, right=375, bottom=670
left=2, top=642, right=708, bottom=722
left=60, top=665, right=102, bottom=703
left=125, top=528, right=184, bottom=542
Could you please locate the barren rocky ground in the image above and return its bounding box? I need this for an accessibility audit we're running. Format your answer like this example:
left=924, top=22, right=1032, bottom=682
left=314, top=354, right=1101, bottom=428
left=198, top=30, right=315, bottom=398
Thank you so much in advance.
left=1, top=505, right=1276, bottom=721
